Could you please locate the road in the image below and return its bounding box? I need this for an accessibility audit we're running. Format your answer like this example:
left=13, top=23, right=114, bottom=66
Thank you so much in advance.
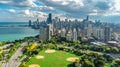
left=1, top=42, right=28, bottom=67
left=106, top=53, right=120, bottom=60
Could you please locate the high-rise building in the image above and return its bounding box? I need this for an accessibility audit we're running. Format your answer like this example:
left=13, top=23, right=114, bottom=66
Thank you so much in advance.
left=86, top=15, right=89, bottom=21
left=39, top=24, right=53, bottom=40
left=73, top=28, right=77, bottom=40
left=39, top=26, right=48, bottom=40
left=33, top=19, right=40, bottom=29
left=29, top=20, right=32, bottom=26
left=37, top=19, right=40, bottom=28
left=104, top=26, right=111, bottom=42
left=66, top=29, right=73, bottom=41
left=77, top=27, right=82, bottom=36
left=47, top=13, right=52, bottom=24
left=61, top=28, right=66, bottom=37
left=111, top=33, right=119, bottom=41
left=92, top=27, right=104, bottom=40
left=99, top=29, right=104, bottom=40
left=86, top=24, right=93, bottom=37
left=47, top=24, right=53, bottom=39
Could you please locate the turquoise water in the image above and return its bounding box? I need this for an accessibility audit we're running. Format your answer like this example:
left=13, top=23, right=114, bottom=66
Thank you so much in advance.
left=0, top=27, right=39, bottom=42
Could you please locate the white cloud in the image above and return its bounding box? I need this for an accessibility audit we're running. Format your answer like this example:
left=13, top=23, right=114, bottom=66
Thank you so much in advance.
left=22, top=9, right=47, bottom=19
left=89, top=13, right=98, bottom=16
left=34, top=6, right=54, bottom=11
left=39, top=0, right=110, bottom=17
left=104, top=11, right=120, bottom=16
left=0, top=0, right=11, bottom=4
left=8, top=9, right=16, bottom=13
left=101, top=0, right=120, bottom=16
left=24, top=9, right=34, bottom=17
left=0, top=0, right=37, bottom=7
left=1, top=0, right=120, bottom=22
left=39, top=0, right=84, bottom=11
left=113, top=0, right=120, bottom=11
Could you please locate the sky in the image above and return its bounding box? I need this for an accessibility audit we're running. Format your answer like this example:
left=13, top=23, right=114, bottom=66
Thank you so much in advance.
left=0, top=0, right=120, bottom=23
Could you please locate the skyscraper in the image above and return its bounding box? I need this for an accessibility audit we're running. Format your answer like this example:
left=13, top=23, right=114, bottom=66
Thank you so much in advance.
left=47, top=24, right=53, bottom=39
left=73, top=28, right=77, bottom=40
left=61, top=28, right=66, bottom=37
left=47, top=13, right=52, bottom=24
left=39, top=24, right=53, bottom=40
left=92, top=27, right=104, bottom=40
left=104, top=26, right=111, bottom=42
left=86, top=24, right=93, bottom=37
left=66, top=29, right=73, bottom=41
left=39, top=26, right=48, bottom=40
left=29, top=20, right=32, bottom=26
left=33, top=19, right=40, bottom=29
left=86, top=15, right=89, bottom=21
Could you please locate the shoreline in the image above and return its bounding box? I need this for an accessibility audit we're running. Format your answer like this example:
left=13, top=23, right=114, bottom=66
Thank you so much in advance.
left=0, top=34, right=37, bottom=42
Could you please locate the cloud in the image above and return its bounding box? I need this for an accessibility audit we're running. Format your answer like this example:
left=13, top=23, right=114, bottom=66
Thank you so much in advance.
left=1, top=0, right=120, bottom=22
left=37, top=0, right=98, bottom=17
left=39, top=0, right=84, bottom=12
left=0, top=0, right=120, bottom=17
left=95, top=1, right=110, bottom=10
left=32, top=6, right=55, bottom=12
left=0, top=0, right=37, bottom=7
left=8, top=9, right=16, bottom=13
left=113, top=0, right=120, bottom=11
left=13, top=0, right=37, bottom=7
left=24, top=9, right=34, bottom=17
left=0, top=0, right=109, bottom=16
left=17, top=9, right=47, bottom=19
left=38, top=0, right=120, bottom=17
left=0, top=8, right=47, bottom=22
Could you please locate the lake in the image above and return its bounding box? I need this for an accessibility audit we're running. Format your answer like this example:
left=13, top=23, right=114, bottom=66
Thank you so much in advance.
left=0, top=22, right=39, bottom=42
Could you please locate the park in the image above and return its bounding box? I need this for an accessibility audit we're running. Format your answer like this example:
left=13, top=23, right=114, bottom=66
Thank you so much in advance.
left=26, top=49, right=79, bottom=67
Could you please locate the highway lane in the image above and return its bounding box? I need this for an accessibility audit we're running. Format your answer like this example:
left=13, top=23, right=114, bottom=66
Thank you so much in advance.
left=2, top=42, right=28, bottom=67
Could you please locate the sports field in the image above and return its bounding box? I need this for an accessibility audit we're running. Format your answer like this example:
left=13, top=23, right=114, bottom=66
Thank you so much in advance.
left=27, top=49, right=79, bottom=67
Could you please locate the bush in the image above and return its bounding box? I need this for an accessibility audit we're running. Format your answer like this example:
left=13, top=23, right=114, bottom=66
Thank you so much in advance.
left=82, top=60, right=95, bottom=67
left=94, top=59, right=105, bottom=67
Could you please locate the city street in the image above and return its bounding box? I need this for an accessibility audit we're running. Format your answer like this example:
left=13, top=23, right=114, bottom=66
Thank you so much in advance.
left=1, top=42, right=28, bottom=67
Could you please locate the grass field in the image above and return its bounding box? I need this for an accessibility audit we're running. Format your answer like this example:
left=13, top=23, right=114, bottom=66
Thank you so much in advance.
left=27, top=50, right=79, bottom=67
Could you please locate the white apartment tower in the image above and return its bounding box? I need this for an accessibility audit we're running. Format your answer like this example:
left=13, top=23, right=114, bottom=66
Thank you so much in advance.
left=66, top=29, right=73, bottom=41
left=61, top=28, right=66, bottom=37
left=73, top=28, right=77, bottom=40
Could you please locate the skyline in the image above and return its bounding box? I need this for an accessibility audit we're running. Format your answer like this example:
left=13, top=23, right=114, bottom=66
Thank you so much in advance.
left=0, top=0, right=120, bottom=23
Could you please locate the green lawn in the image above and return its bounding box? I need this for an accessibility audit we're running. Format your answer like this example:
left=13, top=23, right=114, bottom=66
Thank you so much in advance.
left=27, top=50, right=79, bottom=67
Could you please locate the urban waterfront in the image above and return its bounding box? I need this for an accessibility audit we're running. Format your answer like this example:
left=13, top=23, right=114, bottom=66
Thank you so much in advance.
left=0, top=0, right=120, bottom=67
left=0, top=22, right=39, bottom=42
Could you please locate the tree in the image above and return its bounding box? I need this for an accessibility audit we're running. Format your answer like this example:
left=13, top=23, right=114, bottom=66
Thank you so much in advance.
left=82, top=60, right=95, bottom=67
left=105, top=47, right=110, bottom=53
left=0, top=48, right=3, bottom=61
left=103, top=54, right=113, bottom=62
left=116, top=59, right=120, bottom=65
left=0, top=47, right=3, bottom=53
left=32, top=49, right=39, bottom=55
left=111, top=59, right=120, bottom=67
left=94, top=59, right=105, bottom=67
left=21, top=62, right=29, bottom=67
left=0, top=53, right=3, bottom=61
left=111, top=47, right=119, bottom=53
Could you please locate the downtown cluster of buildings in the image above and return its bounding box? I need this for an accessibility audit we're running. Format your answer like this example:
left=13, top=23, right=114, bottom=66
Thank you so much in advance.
left=29, top=13, right=120, bottom=47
